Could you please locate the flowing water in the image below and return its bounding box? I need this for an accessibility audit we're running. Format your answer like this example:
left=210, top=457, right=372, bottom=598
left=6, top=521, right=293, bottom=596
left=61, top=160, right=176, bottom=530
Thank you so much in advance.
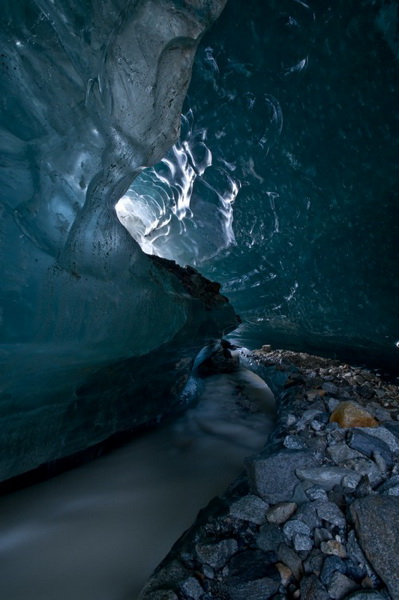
left=0, top=368, right=275, bottom=600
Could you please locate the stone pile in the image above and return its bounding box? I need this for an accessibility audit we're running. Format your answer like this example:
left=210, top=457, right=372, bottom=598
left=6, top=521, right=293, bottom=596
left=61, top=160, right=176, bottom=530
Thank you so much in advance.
left=138, top=349, right=399, bottom=600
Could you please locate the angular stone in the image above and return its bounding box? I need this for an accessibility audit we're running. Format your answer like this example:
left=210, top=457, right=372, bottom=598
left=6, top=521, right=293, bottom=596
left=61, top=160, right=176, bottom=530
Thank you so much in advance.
left=228, top=577, right=280, bottom=600
left=300, top=574, right=330, bottom=600
left=306, top=486, right=328, bottom=501
left=330, top=402, right=378, bottom=428
left=303, top=548, right=324, bottom=576
left=327, top=572, right=359, bottom=599
left=277, top=543, right=304, bottom=581
left=256, top=523, right=284, bottom=553
left=283, top=519, right=312, bottom=542
left=180, top=577, right=204, bottom=599
left=320, top=555, right=347, bottom=585
left=229, top=494, right=269, bottom=525
left=320, top=540, right=347, bottom=558
left=266, top=502, right=297, bottom=525
left=195, top=539, right=238, bottom=569
left=314, top=527, right=333, bottom=546
left=358, top=425, right=399, bottom=453
left=327, top=442, right=364, bottom=464
left=293, top=533, right=313, bottom=552
left=316, top=501, right=346, bottom=529
left=246, top=450, right=319, bottom=503
left=275, top=562, right=293, bottom=587
left=350, top=496, right=399, bottom=599
left=296, top=466, right=361, bottom=490
left=347, top=430, right=393, bottom=467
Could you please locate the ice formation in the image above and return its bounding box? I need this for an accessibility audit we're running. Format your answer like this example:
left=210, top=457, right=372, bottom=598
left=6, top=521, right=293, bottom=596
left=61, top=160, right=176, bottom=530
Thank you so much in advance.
left=0, top=0, right=234, bottom=481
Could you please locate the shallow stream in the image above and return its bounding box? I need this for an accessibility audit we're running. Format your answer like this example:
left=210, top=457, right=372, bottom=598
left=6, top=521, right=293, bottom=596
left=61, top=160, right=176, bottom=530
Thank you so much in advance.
left=0, top=367, right=275, bottom=599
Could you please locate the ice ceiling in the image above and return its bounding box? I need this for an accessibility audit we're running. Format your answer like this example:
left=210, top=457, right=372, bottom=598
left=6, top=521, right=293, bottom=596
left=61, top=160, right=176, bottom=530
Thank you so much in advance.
left=0, top=0, right=398, bottom=481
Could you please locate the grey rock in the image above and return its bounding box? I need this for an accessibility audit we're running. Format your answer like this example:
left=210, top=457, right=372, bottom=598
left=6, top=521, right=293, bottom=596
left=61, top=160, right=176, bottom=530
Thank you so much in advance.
left=266, top=502, right=297, bottom=525
left=283, top=435, right=306, bottom=450
left=328, top=398, right=341, bottom=412
left=296, top=466, right=361, bottom=490
left=296, top=408, right=325, bottom=428
left=320, top=555, right=347, bottom=585
left=277, top=543, right=304, bottom=581
left=283, top=519, right=311, bottom=541
left=246, top=450, right=319, bottom=503
left=303, top=549, right=324, bottom=576
left=345, top=592, right=387, bottom=599
left=350, top=496, right=399, bottom=599
left=293, top=533, right=313, bottom=551
left=327, top=442, right=364, bottom=464
left=306, top=485, right=329, bottom=501
left=295, top=501, right=322, bottom=530
left=327, top=572, right=359, bottom=599
left=316, top=501, right=346, bottom=529
left=180, top=577, right=204, bottom=599
left=355, top=426, right=399, bottom=453
left=383, top=422, right=399, bottom=446
left=311, top=419, right=324, bottom=431
left=346, top=530, right=368, bottom=567
left=342, top=471, right=363, bottom=491
left=256, top=523, right=284, bottom=553
left=300, top=574, right=330, bottom=600
left=228, top=577, right=280, bottom=600
left=229, top=494, right=269, bottom=525
left=196, top=539, right=238, bottom=569
left=314, top=527, right=333, bottom=546
left=345, top=457, right=384, bottom=487
left=348, top=430, right=393, bottom=468
left=323, top=382, right=339, bottom=395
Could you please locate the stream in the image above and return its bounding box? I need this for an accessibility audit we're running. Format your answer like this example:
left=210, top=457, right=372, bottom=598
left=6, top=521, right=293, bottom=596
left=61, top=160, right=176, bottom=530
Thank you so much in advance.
left=0, top=367, right=275, bottom=599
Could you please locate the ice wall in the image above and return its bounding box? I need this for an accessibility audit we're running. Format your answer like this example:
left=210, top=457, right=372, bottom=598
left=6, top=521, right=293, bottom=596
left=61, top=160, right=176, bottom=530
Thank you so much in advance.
left=0, top=0, right=235, bottom=482
left=125, top=0, right=399, bottom=370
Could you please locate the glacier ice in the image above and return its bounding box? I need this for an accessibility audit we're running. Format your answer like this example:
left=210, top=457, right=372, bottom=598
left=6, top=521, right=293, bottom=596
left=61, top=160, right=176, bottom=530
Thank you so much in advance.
left=0, top=0, right=235, bottom=481
left=131, top=0, right=399, bottom=370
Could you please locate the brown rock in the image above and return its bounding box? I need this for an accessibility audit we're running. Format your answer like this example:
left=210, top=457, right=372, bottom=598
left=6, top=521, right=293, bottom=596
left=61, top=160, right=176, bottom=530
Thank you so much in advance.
left=330, top=402, right=378, bottom=428
left=320, top=540, right=347, bottom=558
left=266, top=502, right=297, bottom=525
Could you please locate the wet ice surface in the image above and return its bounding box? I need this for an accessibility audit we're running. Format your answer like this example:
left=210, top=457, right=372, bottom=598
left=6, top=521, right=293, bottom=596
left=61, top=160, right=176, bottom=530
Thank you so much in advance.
left=0, top=368, right=275, bottom=600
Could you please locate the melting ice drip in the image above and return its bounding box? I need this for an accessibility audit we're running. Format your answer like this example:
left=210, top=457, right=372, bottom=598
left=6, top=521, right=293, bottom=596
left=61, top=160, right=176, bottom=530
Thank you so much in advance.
left=116, top=111, right=238, bottom=266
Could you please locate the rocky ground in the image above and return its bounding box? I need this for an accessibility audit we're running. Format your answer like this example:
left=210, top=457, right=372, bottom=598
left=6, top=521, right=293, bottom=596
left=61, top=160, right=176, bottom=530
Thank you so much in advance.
left=138, top=346, right=399, bottom=600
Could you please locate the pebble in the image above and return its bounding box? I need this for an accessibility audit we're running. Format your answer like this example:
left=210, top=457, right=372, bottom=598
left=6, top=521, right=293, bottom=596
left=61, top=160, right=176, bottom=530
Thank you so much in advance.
left=266, top=502, right=297, bottom=525
left=138, top=349, right=399, bottom=600
left=229, top=494, right=269, bottom=524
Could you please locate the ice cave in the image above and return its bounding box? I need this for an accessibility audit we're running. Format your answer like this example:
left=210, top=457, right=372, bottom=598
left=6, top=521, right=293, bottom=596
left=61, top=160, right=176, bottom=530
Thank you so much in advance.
left=0, top=0, right=399, bottom=599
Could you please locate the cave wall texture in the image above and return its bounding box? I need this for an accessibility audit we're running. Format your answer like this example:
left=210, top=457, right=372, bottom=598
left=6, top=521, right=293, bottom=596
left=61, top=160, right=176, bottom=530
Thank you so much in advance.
left=0, top=0, right=398, bottom=481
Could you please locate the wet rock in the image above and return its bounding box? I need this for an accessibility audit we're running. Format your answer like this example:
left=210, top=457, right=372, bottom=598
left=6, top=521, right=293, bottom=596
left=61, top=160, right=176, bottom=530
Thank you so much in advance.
left=277, top=543, right=304, bottom=580
left=303, top=548, right=324, bottom=576
left=320, top=540, right=347, bottom=558
left=283, top=519, right=312, bottom=542
left=347, top=430, right=393, bottom=468
left=358, top=426, right=399, bottom=453
left=320, top=555, right=347, bottom=585
left=246, top=449, right=319, bottom=503
left=314, top=527, right=333, bottom=546
left=316, top=501, right=346, bottom=529
left=293, top=533, right=313, bottom=552
left=306, top=486, right=329, bottom=501
left=195, top=539, right=238, bottom=569
left=350, top=496, right=399, bottom=599
left=180, top=577, right=204, bottom=599
left=327, top=572, right=359, bottom=599
left=346, top=592, right=387, bottom=599
left=256, top=523, right=284, bottom=553
left=227, top=577, right=280, bottom=600
left=300, top=574, right=330, bottom=600
left=229, top=494, right=269, bottom=525
left=266, top=502, right=297, bottom=525
left=330, top=402, right=378, bottom=428
left=296, top=466, right=361, bottom=490
left=327, top=442, right=364, bottom=464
